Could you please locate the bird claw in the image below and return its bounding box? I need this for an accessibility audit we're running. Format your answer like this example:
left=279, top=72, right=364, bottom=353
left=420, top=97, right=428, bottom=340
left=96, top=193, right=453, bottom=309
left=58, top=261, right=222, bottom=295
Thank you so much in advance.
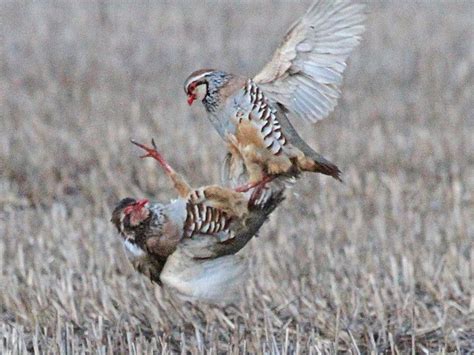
left=130, top=138, right=174, bottom=174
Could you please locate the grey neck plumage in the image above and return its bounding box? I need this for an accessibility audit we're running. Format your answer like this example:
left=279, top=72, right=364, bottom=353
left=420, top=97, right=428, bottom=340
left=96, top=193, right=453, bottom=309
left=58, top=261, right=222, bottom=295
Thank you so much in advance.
left=202, top=71, right=232, bottom=114
left=163, top=199, right=188, bottom=227
left=202, top=71, right=234, bottom=139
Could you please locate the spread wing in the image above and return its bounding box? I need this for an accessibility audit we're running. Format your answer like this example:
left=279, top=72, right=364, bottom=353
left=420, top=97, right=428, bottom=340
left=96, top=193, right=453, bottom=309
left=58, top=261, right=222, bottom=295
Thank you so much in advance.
left=253, top=0, right=366, bottom=123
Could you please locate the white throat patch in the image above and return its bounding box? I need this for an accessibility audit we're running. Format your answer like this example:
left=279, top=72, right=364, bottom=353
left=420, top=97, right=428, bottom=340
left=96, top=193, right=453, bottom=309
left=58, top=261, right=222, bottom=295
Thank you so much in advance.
left=123, top=240, right=145, bottom=257
left=194, top=83, right=207, bottom=101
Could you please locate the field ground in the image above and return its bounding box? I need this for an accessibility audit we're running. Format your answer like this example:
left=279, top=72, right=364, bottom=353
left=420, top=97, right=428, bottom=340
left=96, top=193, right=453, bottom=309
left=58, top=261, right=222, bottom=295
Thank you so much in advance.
left=1, top=1, right=473, bottom=353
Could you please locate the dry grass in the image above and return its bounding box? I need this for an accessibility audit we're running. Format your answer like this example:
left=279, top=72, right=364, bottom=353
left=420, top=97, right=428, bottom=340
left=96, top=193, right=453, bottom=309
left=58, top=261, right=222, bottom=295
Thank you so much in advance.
left=1, top=1, right=473, bottom=353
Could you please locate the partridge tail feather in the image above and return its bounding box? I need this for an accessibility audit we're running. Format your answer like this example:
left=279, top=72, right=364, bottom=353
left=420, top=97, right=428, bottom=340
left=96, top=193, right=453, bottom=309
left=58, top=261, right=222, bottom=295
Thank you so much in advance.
left=303, top=156, right=342, bottom=182
left=276, top=105, right=342, bottom=182
left=297, top=150, right=342, bottom=181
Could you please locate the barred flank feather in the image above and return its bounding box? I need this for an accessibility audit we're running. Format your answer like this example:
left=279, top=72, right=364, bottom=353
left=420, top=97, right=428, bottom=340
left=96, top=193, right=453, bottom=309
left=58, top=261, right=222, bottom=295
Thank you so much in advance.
left=184, top=202, right=231, bottom=238
left=242, top=79, right=287, bottom=155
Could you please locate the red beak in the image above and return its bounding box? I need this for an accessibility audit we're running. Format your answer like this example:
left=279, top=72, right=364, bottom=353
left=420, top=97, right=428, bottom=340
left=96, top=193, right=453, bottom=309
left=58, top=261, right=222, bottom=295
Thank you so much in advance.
left=124, top=199, right=149, bottom=215
left=136, top=198, right=149, bottom=209
left=187, top=94, right=196, bottom=105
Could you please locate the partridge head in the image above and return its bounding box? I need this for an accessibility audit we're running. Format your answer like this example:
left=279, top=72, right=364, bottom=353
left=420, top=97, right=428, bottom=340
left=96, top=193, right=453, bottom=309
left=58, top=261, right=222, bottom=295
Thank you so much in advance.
left=111, top=197, right=181, bottom=258
left=111, top=197, right=151, bottom=244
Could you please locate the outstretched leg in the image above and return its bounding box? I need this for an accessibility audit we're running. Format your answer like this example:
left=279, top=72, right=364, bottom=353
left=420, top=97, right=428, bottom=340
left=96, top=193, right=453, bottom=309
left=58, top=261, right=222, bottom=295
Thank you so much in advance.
left=131, top=139, right=191, bottom=197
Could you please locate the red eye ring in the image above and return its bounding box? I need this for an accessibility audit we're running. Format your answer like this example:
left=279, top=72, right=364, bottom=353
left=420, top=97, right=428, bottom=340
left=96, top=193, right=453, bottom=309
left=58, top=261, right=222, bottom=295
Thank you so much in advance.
left=188, top=82, right=197, bottom=93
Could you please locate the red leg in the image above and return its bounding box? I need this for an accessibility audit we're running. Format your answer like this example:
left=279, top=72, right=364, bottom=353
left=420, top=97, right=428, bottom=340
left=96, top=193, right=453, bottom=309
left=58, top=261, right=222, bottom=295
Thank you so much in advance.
left=235, top=181, right=259, bottom=193
left=131, top=139, right=175, bottom=175
left=248, top=176, right=275, bottom=206
left=235, top=175, right=274, bottom=193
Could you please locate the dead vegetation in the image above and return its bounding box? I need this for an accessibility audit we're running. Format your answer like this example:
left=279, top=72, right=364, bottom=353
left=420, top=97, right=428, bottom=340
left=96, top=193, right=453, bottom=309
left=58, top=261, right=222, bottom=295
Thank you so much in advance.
left=1, top=1, right=473, bottom=353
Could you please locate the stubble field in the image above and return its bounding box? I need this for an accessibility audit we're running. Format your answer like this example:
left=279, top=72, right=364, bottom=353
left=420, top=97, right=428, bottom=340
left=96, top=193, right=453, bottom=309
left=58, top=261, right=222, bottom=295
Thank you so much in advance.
left=1, top=1, right=473, bottom=353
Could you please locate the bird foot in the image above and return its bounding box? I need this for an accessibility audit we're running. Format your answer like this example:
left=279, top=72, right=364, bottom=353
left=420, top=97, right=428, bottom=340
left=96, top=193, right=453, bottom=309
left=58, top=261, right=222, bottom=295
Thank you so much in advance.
left=131, top=138, right=174, bottom=175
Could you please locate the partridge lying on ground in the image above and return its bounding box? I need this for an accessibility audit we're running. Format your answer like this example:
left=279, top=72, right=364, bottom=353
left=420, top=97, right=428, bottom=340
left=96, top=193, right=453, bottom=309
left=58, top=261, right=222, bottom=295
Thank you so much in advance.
left=184, top=0, right=365, bottom=191
left=111, top=140, right=285, bottom=302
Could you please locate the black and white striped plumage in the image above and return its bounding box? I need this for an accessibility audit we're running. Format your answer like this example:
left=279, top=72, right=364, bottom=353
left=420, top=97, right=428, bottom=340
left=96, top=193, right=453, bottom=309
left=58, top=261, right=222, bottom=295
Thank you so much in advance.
left=239, top=79, right=287, bottom=156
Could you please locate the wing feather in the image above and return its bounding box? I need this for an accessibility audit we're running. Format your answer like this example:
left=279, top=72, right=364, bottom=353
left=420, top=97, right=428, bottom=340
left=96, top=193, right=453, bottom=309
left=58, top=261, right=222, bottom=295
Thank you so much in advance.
left=253, top=0, right=366, bottom=123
